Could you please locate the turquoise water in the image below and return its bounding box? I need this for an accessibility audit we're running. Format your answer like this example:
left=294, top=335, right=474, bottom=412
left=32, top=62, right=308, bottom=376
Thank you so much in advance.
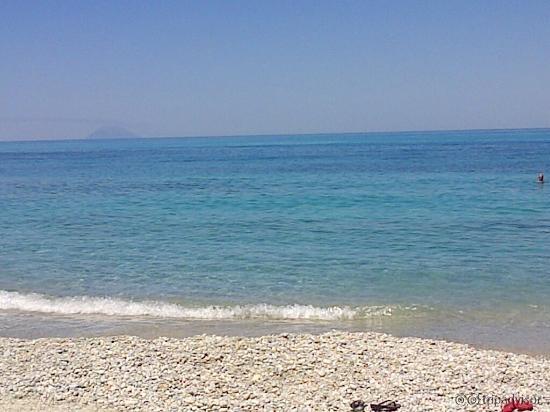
left=1, top=129, right=549, bottom=352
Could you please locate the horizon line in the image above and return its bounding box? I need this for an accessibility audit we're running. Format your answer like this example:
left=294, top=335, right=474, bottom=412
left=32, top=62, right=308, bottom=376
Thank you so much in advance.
left=2, top=126, right=550, bottom=143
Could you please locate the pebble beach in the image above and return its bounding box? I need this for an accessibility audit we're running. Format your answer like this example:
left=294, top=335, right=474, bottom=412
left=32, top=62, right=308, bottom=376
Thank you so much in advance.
left=1, top=331, right=549, bottom=411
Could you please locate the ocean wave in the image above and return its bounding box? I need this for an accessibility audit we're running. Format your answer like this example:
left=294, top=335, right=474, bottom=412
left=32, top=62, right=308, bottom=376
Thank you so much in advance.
left=0, top=290, right=393, bottom=321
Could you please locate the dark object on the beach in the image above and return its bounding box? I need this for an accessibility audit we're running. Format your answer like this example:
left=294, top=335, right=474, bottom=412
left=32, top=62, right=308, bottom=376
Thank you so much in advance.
left=350, top=400, right=366, bottom=411
left=370, top=400, right=401, bottom=411
left=501, top=397, right=533, bottom=412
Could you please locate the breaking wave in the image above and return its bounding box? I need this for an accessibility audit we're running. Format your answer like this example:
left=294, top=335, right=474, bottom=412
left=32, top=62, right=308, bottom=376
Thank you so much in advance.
left=0, top=290, right=394, bottom=321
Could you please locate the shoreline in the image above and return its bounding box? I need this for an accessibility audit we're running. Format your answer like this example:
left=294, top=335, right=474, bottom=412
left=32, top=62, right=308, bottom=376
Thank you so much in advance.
left=1, top=331, right=549, bottom=411
left=2, top=307, right=550, bottom=357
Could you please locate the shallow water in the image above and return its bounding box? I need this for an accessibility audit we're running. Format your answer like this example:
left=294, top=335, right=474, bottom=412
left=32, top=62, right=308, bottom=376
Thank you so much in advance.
left=1, top=129, right=549, bottom=353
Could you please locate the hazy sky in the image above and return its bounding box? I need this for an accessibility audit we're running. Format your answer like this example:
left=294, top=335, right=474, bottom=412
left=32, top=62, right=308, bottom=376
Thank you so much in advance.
left=1, top=1, right=550, bottom=140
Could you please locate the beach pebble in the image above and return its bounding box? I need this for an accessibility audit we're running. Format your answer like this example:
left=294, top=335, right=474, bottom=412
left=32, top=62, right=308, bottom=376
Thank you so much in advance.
left=0, top=332, right=548, bottom=411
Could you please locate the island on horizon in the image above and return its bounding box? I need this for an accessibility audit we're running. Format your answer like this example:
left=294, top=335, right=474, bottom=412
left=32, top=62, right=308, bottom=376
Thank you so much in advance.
left=86, top=126, right=139, bottom=139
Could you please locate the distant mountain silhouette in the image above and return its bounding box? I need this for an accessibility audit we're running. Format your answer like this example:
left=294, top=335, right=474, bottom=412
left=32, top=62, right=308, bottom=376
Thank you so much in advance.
left=87, top=126, right=138, bottom=139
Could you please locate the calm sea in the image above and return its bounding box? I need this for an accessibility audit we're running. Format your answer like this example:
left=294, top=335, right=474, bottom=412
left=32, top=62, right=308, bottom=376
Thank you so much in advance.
left=1, top=129, right=549, bottom=353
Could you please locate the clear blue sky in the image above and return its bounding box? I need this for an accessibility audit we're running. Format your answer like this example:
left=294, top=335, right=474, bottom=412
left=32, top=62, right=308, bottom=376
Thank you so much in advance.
left=1, top=0, right=549, bottom=140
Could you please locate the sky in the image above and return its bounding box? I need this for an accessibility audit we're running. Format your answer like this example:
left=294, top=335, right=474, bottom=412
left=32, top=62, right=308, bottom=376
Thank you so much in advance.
left=1, top=1, right=550, bottom=140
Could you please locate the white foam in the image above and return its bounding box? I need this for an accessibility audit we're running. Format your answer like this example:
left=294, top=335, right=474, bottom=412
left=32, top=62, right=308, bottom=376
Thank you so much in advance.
left=0, top=290, right=392, bottom=321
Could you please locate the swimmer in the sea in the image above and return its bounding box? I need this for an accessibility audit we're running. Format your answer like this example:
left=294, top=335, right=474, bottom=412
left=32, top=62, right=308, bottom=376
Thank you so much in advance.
left=538, top=172, right=544, bottom=183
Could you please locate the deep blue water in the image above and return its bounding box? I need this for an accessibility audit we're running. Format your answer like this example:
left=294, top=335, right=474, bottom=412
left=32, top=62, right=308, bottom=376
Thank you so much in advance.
left=1, top=129, right=549, bottom=349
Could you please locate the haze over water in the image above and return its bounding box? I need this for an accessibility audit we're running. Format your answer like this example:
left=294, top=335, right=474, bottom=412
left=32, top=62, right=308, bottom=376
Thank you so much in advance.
left=1, top=129, right=549, bottom=353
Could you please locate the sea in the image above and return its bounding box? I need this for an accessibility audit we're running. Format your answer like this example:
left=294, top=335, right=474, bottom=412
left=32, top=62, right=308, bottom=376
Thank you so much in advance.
left=1, top=129, right=549, bottom=354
